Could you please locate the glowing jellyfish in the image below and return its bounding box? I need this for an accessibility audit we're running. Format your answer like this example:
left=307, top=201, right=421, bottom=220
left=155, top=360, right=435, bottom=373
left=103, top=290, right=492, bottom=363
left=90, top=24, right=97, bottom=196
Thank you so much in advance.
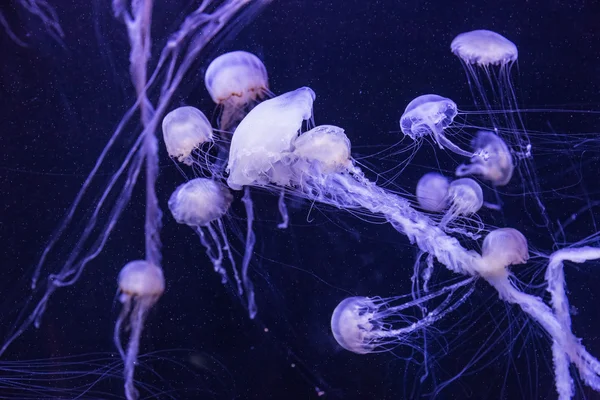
left=455, top=130, right=514, bottom=186
left=227, top=86, right=316, bottom=190
left=415, top=172, right=450, bottom=212
left=439, top=178, right=483, bottom=236
left=162, top=106, right=213, bottom=166
left=331, top=278, right=476, bottom=354
left=114, top=260, right=165, bottom=400
left=450, top=30, right=522, bottom=131
left=399, top=94, right=473, bottom=157
left=168, top=178, right=257, bottom=318
left=205, top=51, right=271, bottom=131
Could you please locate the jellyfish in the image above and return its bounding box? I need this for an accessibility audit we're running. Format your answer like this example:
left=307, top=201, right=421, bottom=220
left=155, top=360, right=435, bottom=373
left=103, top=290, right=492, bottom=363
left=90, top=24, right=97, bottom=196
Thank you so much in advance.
left=439, top=178, right=483, bottom=234
left=456, top=130, right=514, bottom=186
left=162, top=106, right=213, bottom=166
left=168, top=178, right=257, bottom=318
left=114, top=260, right=165, bottom=400
left=205, top=50, right=271, bottom=131
left=399, top=94, right=474, bottom=157
left=330, top=277, right=476, bottom=354
left=415, top=172, right=450, bottom=212
left=450, top=30, right=519, bottom=123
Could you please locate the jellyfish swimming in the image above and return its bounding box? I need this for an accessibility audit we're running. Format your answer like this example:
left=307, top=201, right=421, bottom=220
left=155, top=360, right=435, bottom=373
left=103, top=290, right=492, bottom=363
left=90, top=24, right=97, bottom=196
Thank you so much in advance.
left=415, top=172, right=450, bottom=212
left=455, top=130, right=514, bottom=186
left=399, top=94, right=477, bottom=157
left=439, top=178, right=484, bottom=236
left=168, top=177, right=257, bottom=318
left=205, top=50, right=271, bottom=131
left=162, top=106, right=214, bottom=166
left=114, top=260, right=165, bottom=400
left=450, top=29, right=519, bottom=120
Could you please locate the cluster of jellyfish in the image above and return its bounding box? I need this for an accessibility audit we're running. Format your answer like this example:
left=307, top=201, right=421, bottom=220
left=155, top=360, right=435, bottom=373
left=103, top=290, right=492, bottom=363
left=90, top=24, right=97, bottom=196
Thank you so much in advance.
left=5, top=5, right=600, bottom=397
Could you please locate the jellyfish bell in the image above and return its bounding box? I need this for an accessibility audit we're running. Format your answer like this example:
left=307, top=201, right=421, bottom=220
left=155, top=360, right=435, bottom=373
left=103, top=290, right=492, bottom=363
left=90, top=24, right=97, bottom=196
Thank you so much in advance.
left=456, top=130, right=514, bottom=186
left=399, top=94, right=473, bottom=157
left=331, top=297, right=377, bottom=355
left=204, top=51, right=270, bottom=131
left=416, top=172, right=450, bottom=212
left=168, top=178, right=233, bottom=227
left=162, top=106, right=213, bottom=166
left=447, top=178, right=483, bottom=216
left=451, top=29, right=518, bottom=66
left=292, top=125, right=353, bottom=176
left=118, top=260, right=165, bottom=302
left=226, top=86, right=316, bottom=190
left=400, top=94, right=457, bottom=140
left=477, top=228, right=529, bottom=279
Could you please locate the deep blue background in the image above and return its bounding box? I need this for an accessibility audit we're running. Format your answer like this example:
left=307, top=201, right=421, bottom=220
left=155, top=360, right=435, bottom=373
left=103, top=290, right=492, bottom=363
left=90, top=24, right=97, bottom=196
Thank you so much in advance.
left=1, top=0, right=600, bottom=399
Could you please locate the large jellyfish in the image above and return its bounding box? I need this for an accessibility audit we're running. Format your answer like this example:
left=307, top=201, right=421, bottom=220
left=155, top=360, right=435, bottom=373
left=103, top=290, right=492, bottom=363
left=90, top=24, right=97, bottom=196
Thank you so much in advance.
left=114, top=260, right=165, bottom=400
left=205, top=50, right=271, bottom=131
left=168, top=177, right=257, bottom=318
left=226, top=87, right=600, bottom=399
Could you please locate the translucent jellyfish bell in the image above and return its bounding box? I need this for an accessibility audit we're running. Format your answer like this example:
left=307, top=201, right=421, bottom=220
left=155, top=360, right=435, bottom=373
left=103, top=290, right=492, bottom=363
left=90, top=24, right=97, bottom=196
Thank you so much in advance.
left=451, top=30, right=518, bottom=66
left=439, top=178, right=484, bottom=237
left=447, top=178, right=483, bottom=216
left=227, top=87, right=316, bottom=190
left=477, top=228, right=529, bottom=278
left=456, top=131, right=514, bottom=186
left=205, top=51, right=270, bottom=130
left=400, top=94, right=472, bottom=157
left=168, top=178, right=233, bottom=228
left=331, top=297, right=377, bottom=354
left=114, top=260, right=165, bottom=400
left=292, top=125, right=353, bottom=176
left=416, top=172, right=450, bottom=212
left=162, top=106, right=213, bottom=166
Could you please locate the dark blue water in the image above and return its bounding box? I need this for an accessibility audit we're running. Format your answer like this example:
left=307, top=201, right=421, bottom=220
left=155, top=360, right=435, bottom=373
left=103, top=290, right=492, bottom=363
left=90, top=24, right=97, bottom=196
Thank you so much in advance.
left=1, top=0, right=600, bottom=399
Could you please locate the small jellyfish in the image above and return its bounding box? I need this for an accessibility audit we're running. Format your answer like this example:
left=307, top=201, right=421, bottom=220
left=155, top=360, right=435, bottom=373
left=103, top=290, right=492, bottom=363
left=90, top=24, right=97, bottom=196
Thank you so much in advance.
left=331, top=277, right=475, bottom=354
left=440, top=178, right=483, bottom=236
left=456, top=130, right=514, bottom=186
left=114, top=260, right=165, bottom=400
left=399, top=94, right=472, bottom=157
left=291, top=125, right=353, bottom=180
left=162, top=106, right=213, bottom=166
left=168, top=178, right=256, bottom=318
left=204, top=51, right=271, bottom=131
left=476, top=228, right=528, bottom=279
left=415, top=172, right=450, bottom=212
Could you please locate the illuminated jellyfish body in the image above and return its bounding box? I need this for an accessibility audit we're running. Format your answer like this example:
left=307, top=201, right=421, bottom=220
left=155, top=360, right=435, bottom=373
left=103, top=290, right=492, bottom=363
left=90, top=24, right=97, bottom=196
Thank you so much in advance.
left=451, top=30, right=519, bottom=119
left=331, top=278, right=476, bottom=354
left=456, top=130, right=514, bottom=186
left=161, top=106, right=230, bottom=177
left=162, top=106, right=213, bottom=166
left=439, top=178, right=484, bottom=237
left=416, top=172, right=450, bottom=212
left=226, top=87, right=600, bottom=399
left=168, top=178, right=257, bottom=318
left=114, top=260, right=165, bottom=400
left=400, top=94, right=474, bottom=157
left=205, top=50, right=271, bottom=131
